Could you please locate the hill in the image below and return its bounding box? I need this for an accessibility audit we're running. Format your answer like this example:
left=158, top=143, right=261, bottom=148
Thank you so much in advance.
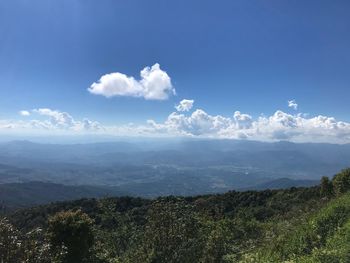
left=0, top=178, right=319, bottom=211
left=1, top=168, right=350, bottom=262
left=241, top=177, right=319, bottom=190
left=0, top=182, right=125, bottom=212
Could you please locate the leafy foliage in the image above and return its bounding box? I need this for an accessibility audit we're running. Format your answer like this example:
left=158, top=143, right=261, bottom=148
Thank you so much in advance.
left=332, top=168, right=350, bottom=196
left=47, top=210, right=94, bottom=263
left=2, top=168, right=350, bottom=262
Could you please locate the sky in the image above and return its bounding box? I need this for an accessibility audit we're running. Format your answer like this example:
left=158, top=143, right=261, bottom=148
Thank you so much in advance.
left=1, top=0, right=350, bottom=143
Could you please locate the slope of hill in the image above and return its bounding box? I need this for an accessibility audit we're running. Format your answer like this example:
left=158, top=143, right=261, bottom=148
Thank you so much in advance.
left=1, top=168, right=350, bottom=263
left=241, top=177, right=319, bottom=190
left=246, top=191, right=350, bottom=262
left=0, top=178, right=319, bottom=211
left=0, top=182, right=125, bottom=212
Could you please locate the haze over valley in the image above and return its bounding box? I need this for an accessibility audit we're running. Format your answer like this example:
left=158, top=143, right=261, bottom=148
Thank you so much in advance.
left=0, top=139, right=348, bottom=209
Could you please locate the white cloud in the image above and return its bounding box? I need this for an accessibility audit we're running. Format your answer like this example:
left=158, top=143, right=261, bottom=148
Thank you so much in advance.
left=13, top=108, right=104, bottom=132
left=81, top=119, right=103, bottom=131
left=147, top=108, right=350, bottom=143
left=150, top=109, right=236, bottom=136
left=288, top=99, right=298, bottom=110
left=19, top=110, right=31, bottom=116
left=33, top=108, right=76, bottom=129
left=88, top=63, right=175, bottom=100
left=175, top=99, right=194, bottom=112
left=233, top=111, right=253, bottom=129
left=2, top=104, right=350, bottom=143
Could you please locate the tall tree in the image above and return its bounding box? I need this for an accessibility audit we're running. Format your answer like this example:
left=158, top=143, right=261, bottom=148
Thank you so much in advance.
left=47, top=210, right=94, bottom=263
left=133, top=198, right=202, bottom=263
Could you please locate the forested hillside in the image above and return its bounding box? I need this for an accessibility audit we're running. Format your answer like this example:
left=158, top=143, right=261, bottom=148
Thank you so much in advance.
left=0, top=182, right=125, bottom=212
left=1, top=169, right=350, bottom=263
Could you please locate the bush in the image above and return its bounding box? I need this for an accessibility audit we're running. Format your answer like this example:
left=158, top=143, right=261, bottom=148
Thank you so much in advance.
left=332, top=168, right=350, bottom=196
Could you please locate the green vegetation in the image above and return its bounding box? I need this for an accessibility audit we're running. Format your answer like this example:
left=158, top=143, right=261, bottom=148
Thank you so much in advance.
left=47, top=210, right=94, bottom=263
left=2, top=168, right=350, bottom=262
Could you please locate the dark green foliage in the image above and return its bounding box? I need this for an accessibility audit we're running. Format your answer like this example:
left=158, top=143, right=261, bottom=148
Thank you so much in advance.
left=0, top=218, right=21, bottom=263
left=47, top=210, right=94, bottom=263
left=4, top=168, right=350, bottom=263
left=332, top=168, right=350, bottom=195
left=320, top=176, right=333, bottom=197
left=130, top=199, right=203, bottom=263
left=0, top=218, right=50, bottom=263
left=21, top=228, right=51, bottom=263
left=0, top=182, right=125, bottom=212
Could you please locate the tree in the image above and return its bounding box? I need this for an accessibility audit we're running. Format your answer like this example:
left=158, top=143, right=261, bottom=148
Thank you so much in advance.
left=332, top=168, right=350, bottom=196
left=132, top=199, right=202, bottom=263
left=22, top=228, right=51, bottom=263
left=200, top=219, right=236, bottom=263
left=47, top=210, right=94, bottom=263
left=0, top=218, right=22, bottom=263
left=320, top=176, right=333, bottom=197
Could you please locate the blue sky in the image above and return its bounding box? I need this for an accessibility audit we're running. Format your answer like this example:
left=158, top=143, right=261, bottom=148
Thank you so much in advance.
left=1, top=0, right=350, bottom=142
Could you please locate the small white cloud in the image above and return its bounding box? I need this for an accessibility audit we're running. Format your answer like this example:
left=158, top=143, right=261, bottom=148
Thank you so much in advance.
left=88, top=63, right=175, bottom=100
left=288, top=99, right=298, bottom=110
left=81, top=119, right=103, bottom=131
left=175, top=99, right=194, bottom=112
left=33, top=108, right=75, bottom=128
left=19, top=110, right=30, bottom=116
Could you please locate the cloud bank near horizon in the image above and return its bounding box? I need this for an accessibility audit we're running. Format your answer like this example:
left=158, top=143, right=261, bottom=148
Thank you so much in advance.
left=1, top=100, right=350, bottom=144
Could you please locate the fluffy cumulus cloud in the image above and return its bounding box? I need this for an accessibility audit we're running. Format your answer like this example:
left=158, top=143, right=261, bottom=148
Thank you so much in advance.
left=147, top=106, right=350, bottom=143
left=288, top=99, right=298, bottom=110
left=175, top=99, right=194, bottom=112
left=88, top=63, right=175, bottom=100
left=2, top=101, right=350, bottom=143
left=149, top=109, right=231, bottom=136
